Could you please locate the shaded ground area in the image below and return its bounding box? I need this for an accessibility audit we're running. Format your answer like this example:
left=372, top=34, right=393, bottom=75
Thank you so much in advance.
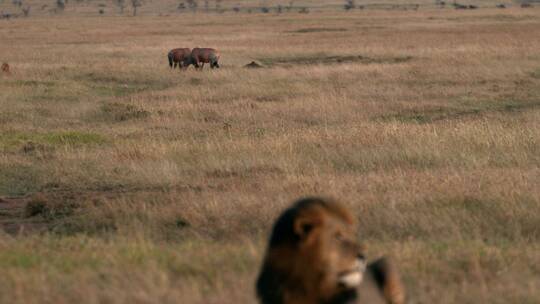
left=0, top=196, right=47, bottom=235
left=258, top=54, right=413, bottom=67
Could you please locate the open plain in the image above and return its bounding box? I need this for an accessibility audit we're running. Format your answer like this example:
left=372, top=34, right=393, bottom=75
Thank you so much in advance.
left=1, top=2, right=540, bottom=303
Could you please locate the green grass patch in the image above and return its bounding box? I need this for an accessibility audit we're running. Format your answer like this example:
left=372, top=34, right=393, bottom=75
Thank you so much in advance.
left=326, top=148, right=440, bottom=173
left=42, top=132, right=106, bottom=145
left=0, top=131, right=106, bottom=150
left=0, top=237, right=105, bottom=272
left=0, top=111, right=25, bottom=124
left=0, top=164, right=43, bottom=196
left=0, top=236, right=258, bottom=276
left=0, top=252, right=42, bottom=269
left=258, top=53, right=412, bottom=67
left=13, top=80, right=56, bottom=87
left=360, top=195, right=540, bottom=242
left=76, top=72, right=172, bottom=97
left=530, top=68, right=540, bottom=79
left=377, top=100, right=540, bottom=124
left=446, top=14, right=537, bottom=22
left=6, top=79, right=80, bottom=103
left=99, top=102, right=151, bottom=122
left=287, top=27, right=348, bottom=33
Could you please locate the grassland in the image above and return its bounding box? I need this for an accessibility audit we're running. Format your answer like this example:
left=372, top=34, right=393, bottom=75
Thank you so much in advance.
left=1, top=4, right=540, bottom=304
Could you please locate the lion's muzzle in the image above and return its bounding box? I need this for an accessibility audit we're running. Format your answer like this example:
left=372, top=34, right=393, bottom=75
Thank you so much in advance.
left=338, top=258, right=366, bottom=288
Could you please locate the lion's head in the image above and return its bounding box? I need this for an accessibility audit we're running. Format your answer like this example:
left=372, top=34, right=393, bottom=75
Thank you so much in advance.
left=256, top=197, right=366, bottom=304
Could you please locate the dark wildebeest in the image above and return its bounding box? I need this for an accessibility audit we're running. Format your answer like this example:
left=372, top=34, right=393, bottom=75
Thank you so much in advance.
left=168, top=48, right=191, bottom=69
left=183, top=48, right=220, bottom=70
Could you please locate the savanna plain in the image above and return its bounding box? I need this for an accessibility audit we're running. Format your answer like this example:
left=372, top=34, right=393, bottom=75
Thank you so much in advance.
left=1, top=3, right=540, bottom=303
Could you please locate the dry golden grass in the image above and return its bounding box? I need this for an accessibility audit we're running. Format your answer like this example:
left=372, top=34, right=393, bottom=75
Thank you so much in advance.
left=1, top=5, right=540, bottom=304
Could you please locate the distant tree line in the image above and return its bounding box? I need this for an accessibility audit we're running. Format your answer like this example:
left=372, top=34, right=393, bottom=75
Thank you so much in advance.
left=0, top=0, right=537, bottom=19
left=176, top=0, right=308, bottom=14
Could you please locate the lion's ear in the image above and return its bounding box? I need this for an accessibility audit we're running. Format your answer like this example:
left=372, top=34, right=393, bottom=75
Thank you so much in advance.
left=293, top=216, right=319, bottom=240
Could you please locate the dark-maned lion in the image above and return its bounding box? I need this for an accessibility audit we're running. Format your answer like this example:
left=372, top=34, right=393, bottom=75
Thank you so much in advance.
left=256, top=197, right=405, bottom=304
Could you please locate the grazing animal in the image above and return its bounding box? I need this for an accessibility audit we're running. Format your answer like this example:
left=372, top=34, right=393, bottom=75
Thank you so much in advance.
left=256, top=197, right=405, bottom=304
left=1, top=63, right=10, bottom=75
left=167, top=48, right=191, bottom=69
left=184, top=47, right=220, bottom=70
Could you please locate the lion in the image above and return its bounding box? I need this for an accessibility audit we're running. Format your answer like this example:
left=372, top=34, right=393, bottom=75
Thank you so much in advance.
left=256, top=197, right=405, bottom=304
left=1, top=62, right=10, bottom=75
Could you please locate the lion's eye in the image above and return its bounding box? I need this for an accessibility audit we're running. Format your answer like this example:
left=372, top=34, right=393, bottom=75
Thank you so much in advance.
left=334, top=232, right=343, bottom=241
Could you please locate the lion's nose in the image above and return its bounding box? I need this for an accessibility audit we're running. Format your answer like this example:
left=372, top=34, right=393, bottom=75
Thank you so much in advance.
left=357, top=253, right=366, bottom=261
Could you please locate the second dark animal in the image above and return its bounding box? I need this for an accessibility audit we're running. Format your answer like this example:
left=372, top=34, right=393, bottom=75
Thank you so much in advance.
left=183, top=48, right=220, bottom=70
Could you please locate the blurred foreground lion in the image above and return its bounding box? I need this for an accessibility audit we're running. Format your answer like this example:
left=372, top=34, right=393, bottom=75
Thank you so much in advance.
left=256, top=197, right=405, bottom=304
